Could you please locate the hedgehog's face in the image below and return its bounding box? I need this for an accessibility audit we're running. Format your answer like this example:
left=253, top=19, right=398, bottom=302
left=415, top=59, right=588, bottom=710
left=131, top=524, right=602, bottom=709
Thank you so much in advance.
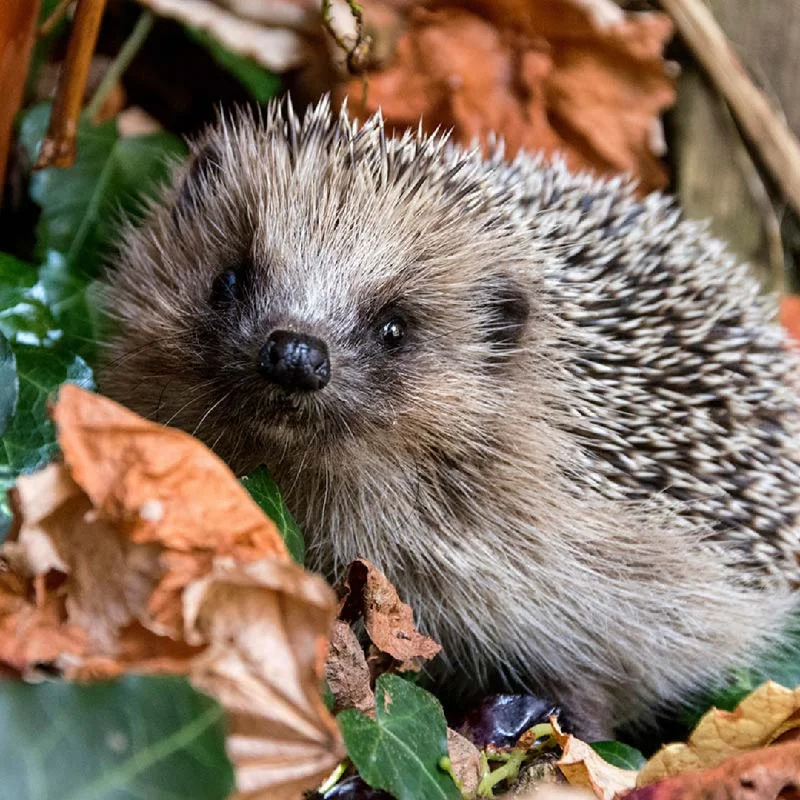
left=101, top=105, right=541, bottom=477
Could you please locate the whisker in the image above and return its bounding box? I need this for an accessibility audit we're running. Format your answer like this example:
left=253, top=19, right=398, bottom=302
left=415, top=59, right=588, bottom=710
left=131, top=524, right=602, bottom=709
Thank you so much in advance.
left=191, top=388, right=236, bottom=438
left=163, top=382, right=223, bottom=426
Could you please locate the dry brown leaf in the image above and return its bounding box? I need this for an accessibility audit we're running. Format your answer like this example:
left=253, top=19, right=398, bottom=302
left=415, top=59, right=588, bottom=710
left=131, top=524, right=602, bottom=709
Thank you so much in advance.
left=0, top=564, right=87, bottom=672
left=185, top=558, right=343, bottom=800
left=340, top=0, right=675, bottom=193
left=135, top=0, right=314, bottom=71
left=552, top=718, right=638, bottom=800
left=446, top=727, right=482, bottom=797
left=338, top=558, right=441, bottom=672
left=626, top=741, right=800, bottom=800
left=513, top=788, right=595, bottom=800
left=325, top=619, right=375, bottom=714
left=52, top=383, right=288, bottom=637
left=638, top=681, right=800, bottom=785
left=8, top=463, right=163, bottom=652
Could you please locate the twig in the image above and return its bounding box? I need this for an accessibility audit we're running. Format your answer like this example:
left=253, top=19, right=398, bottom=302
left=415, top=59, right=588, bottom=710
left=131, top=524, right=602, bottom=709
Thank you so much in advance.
left=321, top=0, right=372, bottom=113
left=36, top=0, right=108, bottom=169
left=321, top=0, right=372, bottom=115
left=86, top=10, right=154, bottom=122
left=660, top=0, right=800, bottom=219
left=0, top=0, right=41, bottom=197
left=321, top=0, right=372, bottom=75
left=39, top=0, right=74, bottom=37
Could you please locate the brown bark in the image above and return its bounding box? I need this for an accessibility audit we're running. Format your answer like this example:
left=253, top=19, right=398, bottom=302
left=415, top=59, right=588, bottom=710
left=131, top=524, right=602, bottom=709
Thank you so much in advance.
left=0, top=0, right=41, bottom=201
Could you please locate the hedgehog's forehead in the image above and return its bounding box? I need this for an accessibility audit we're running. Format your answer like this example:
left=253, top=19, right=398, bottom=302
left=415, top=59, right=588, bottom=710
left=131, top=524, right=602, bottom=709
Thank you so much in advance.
left=239, top=137, right=491, bottom=279
left=247, top=136, right=451, bottom=217
left=207, top=112, right=530, bottom=318
left=249, top=192, right=473, bottom=329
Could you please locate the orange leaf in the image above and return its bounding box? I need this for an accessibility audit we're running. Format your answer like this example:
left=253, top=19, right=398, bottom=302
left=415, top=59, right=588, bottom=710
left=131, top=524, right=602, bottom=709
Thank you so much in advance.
left=185, top=559, right=343, bottom=800
left=779, top=295, right=800, bottom=344
left=639, top=682, right=800, bottom=785
left=340, top=0, right=675, bottom=193
left=51, top=384, right=287, bottom=636
left=552, top=718, right=638, bottom=800
left=628, top=741, right=800, bottom=800
left=338, top=558, right=441, bottom=672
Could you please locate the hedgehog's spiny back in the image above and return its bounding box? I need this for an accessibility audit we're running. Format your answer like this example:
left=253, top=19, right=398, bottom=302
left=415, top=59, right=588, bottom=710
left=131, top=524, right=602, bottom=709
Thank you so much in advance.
left=503, top=160, right=800, bottom=583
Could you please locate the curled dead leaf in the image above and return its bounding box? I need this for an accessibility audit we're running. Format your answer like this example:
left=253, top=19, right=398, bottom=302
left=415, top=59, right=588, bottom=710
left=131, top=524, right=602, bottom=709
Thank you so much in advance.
left=338, top=558, right=441, bottom=673
left=339, top=0, right=675, bottom=193
left=0, top=385, right=342, bottom=799
left=8, top=463, right=163, bottom=653
left=552, top=718, right=638, bottom=800
left=0, top=561, right=87, bottom=673
left=513, top=788, right=596, bottom=800
left=446, top=727, right=482, bottom=797
left=627, top=741, right=800, bottom=800
left=51, top=383, right=288, bottom=637
left=325, top=619, right=375, bottom=714
left=638, top=682, right=800, bottom=785
left=185, top=558, right=343, bottom=800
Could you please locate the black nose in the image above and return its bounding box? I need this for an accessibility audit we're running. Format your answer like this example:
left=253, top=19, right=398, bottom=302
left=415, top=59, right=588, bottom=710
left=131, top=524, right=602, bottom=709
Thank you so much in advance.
left=257, top=330, right=331, bottom=392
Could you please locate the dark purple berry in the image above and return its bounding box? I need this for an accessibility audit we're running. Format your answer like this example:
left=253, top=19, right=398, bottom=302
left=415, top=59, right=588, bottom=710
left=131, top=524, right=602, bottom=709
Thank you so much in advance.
left=458, top=694, right=558, bottom=748
left=320, top=775, right=394, bottom=799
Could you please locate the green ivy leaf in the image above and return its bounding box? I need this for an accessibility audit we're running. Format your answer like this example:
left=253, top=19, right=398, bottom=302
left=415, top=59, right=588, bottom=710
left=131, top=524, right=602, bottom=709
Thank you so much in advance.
left=0, top=252, right=39, bottom=310
left=19, top=105, right=187, bottom=272
left=0, top=253, right=60, bottom=348
left=16, top=105, right=187, bottom=363
left=0, top=331, right=17, bottom=439
left=338, top=673, right=461, bottom=800
left=590, top=741, right=646, bottom=771
left=1, top=89, right=185, bottom=534
left=186, top=27, right=281, bottom=103
left=0, top=273, right=94, bottom=533
left=0, top=676, right=234, bottom=800
left=0, top=345, right=94, bottom=526
left=241, top=465, right=305, bottom=564
left=0, top=251, right=94, bottom=534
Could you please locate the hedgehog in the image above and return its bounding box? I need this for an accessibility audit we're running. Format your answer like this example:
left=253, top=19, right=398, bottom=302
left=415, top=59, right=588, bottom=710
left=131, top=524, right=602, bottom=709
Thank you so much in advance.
left=99, top=97, right=800, bottom=738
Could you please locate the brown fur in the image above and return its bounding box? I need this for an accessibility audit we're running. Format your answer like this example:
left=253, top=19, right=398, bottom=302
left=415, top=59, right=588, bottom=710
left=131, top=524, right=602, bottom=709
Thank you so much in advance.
left=99, top=98, right=800, bottom=737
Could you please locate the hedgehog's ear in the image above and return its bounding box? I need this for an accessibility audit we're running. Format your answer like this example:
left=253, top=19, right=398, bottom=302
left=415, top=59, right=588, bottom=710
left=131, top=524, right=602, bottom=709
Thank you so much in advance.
left=482, top=277, right=530, bottom=353
left=172, top=140, right=223, bottom=225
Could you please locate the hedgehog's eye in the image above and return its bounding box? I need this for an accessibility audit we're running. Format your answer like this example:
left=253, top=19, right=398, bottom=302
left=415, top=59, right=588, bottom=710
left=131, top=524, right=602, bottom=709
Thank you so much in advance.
left=379, top=317, right=406, bottom=349
left=210, top=268, right=243, bottom=307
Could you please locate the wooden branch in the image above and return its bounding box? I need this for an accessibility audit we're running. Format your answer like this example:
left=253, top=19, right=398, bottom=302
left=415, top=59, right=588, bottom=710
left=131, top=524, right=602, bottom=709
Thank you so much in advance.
left=36, top=0, right=108, bottom=169
left=0, top=0, right=41, bottom=198
left=660, top=0, right=800, bottom=218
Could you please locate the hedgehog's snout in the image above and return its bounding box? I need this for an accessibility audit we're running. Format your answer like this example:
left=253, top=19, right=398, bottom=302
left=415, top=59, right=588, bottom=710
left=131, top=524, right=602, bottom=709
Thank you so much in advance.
left=256, top=330, right=331, bottom=392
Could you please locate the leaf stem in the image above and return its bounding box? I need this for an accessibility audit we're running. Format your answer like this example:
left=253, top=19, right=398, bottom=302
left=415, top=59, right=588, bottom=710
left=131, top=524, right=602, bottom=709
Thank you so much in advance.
left=317, top=761, right=348, bottom=794
left=476, top=749, right=525, bottom=798
left=438, top=756, right=464, bottom=793
left=86, top=9, right=154, bottom=121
